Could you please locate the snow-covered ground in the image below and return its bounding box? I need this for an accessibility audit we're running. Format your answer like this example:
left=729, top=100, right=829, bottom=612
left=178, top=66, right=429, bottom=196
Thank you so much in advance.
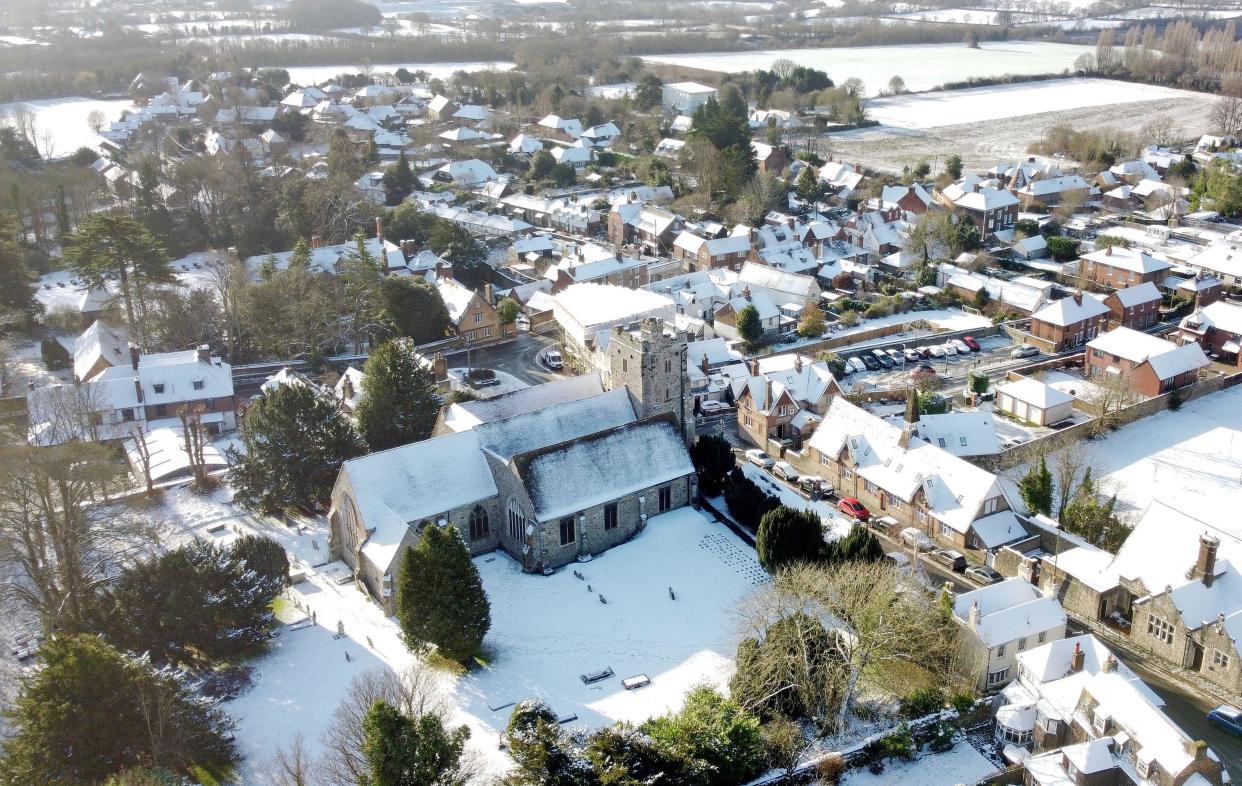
left=739, top=461, right=856, bottom=539
left=447, top=367, right=529, bottom=398
left=865, top=78, right=1203, bottom=130
left=0, top=96, right=132, bottom=158
left=162, top=489, right=761, bottom=782
left=840, top=741, right=998, bottom=786
left=642, top=41, right=1095, bottom=95
left=282, top=61, right=515, bottom=85
left=1039, top=385, right=1242, bottom=526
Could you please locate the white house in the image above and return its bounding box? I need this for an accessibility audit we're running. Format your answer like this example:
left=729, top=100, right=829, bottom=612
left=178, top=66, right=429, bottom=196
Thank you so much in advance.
left=662, top=81, right=718, bottom=114
left=953, top=578, right=1067, bottom=691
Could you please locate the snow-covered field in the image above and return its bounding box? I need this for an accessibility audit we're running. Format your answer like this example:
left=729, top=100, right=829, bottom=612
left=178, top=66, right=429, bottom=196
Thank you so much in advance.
left=282, top=61, right=515, bottom=85
left=642, top=41, right=1095, bottom=94
left=1037, top=385, right=1242, bottom=527
left=0, top=97, right=132, bottom=158
left=169, top=490, right=760, bottom=782
left=865, top=78, right=1201, bottom=130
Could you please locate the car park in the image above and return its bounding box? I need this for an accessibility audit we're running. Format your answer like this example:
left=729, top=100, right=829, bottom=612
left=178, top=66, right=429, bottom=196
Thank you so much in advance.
left=1207, top=705, right=1242, bottom=737
left=916, top=346, right=933, bottom=359
left=929, top=344, right=945, bottom=358
left=942, top=342, right=958, bottom=356
left=965, top=565, right=1003, bottom=585
left=962, top=335, right=981, bottom=351
left=862, top=354, right=881, bottom=371
left=902, top=348, right=921, bottom=363
left=950, top=339, right=971, bottom=354
left=544, top=350, right=564, bottom=370
left=886, top=349, right=905, bottom=365
left=745, top=449, right=775, bottom=469
left=931, top=548, right=968, bottom=572
left=872, top=349, right=894, bottom=368
left=900, top=527, right=935, bottom=552
left=700, top=400, right=731, bottom=414
left=773, top=461, right=800, bottom=482
left=838, top=497, right=871, bottom=521
left=847, top=357, right=868, bottom=374
left=1011, top=345, right=1040, bottom=359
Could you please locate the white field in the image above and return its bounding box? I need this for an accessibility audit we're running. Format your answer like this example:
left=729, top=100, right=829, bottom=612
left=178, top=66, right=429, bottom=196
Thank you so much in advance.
left=840, top=741, right=998, bottom=786
left=642, top=41, right=1096, bottom=94
left=177, top=490, right=761, bottom=783
left=0, top=97, right=132, bottom=158
left=282, top=61, right=514, bottom=85
left=866, top=78, right=1203, bottom=130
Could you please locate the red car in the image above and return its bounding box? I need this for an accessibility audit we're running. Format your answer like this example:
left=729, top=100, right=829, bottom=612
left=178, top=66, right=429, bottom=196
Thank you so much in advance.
left=838, top=497, right=871, bottom=521
left=961, top=335, right=981, bottom=352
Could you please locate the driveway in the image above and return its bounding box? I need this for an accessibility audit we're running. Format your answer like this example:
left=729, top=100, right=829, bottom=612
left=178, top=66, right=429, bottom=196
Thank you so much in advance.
left=442, top=332, right=564, bottom=387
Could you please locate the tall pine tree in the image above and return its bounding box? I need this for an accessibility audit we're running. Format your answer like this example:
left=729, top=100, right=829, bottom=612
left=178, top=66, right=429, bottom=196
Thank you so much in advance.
left=1018, top=456, right=1054, bottom=516
left=360, top=699, right=471, bottom=786
left=396, top=525, right=490, bottom=663
left=756, top=506, right=824, bottom=573
left=356, top=339, right=441, bottom=451
left=229, top=383, right=366, bottom=513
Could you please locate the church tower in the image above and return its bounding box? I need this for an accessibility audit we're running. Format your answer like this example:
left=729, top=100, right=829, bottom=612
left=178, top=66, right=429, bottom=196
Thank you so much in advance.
left=606, top=318, right=694, bottom=445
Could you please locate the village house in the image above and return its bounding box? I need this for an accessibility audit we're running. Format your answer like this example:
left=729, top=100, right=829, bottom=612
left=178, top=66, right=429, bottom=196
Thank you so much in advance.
left=436, top=279, right=512, bottom=345
left=712, top=286, right=784, bottom=340
left=671, top=230, right=752, bottom=272
left=732, top=354, right=841, bottom=450
left=1078, top=246, right=1172, bottom=290
left=608, top=201, right=683, bottom=253
left=1084, top=327, right=1209, bottom=397
left=874, top=183, right=931, bottom=215
left=1011, top=174, right=1091, bottom=209
left=552, top=283, right=676, bottom=353
left=937, top=175, right=1019, bottom=239
left=1176, top=299, right=1242, bottom=365
left=1102, top=281, right=1162, bottom=330
left=952, top=578, right=1067, bottom=691
left=1027, top=293, right=1111, bottom=352
left=1167, top=270, right=1224, bottom=308
left=997, top=634, right=1226, bottom=786
left=544, top=245, right=650, bottom=290
left=750, top=140, right=787, bottom=175
left=817, top=159, right=865, bottom=202
left=661, top=81, right=717, bottom=114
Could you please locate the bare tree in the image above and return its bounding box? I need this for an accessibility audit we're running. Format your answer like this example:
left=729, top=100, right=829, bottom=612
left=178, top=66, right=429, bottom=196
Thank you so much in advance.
left=26, top=382, right=106, bottom=446
left=270, top=734, right=315, bottom=786
left=0, top=439, right=162, bottom=635
left=1051, top=442, right=1089, bottom=520
left=131, top=422, right=155, bottom=496
left=1086, top=371, right=1140, bottom=434
left=1210, top=95, right=1242, bottom=136
left=177, top=403, right=210, bottom=490
left=87, top=109, right=106, bottom=135
left=1139, top=114, right=1182, bottom=149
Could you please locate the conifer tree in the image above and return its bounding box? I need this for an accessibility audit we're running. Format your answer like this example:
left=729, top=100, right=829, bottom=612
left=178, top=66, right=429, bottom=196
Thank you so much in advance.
left=1018, top=456, right=1054, bottom=516
left=756, top=506, right=824, bottom=572
left=355, top=339, right=441, bottom=451
left=396, top=525, right=490, bottom=663
left=360, top=699, right=471, bottom=786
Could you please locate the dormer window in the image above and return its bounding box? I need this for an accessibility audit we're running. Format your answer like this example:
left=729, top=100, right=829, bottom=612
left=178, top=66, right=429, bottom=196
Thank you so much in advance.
left=192, top=380, right=204, bottom=391
left=1092, top=711, right=1109, bottom=735
left=152, top=383, right=165, bottom=394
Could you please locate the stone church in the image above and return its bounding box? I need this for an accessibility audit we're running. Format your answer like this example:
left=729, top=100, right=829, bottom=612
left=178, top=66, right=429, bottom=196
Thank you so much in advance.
left=328, top=320, right=696, bottom=613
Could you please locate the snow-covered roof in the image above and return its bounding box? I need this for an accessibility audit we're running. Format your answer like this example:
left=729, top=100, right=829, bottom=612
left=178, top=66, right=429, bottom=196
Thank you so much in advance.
left=996, top=377, right=1073, bottom=410
left=474, top=388, right=636, bottom=462
left=1088, top=327, right=1209, bottom=379
left=516, top=418, right=693, bottom=521
left=553, top=283, right=676, bottom=335
left=94, top=348, right=233, bottom=411
left=125, top=426, right=227, bottom=484
left=1180, top=299, right=1242, bottom=336
left=1082, top=246, right=1171, bottom=275
left=74, top=320, right=129, bottom=382
left=910, top=411, right=1000, bottom=457
left=441, top=373, right=605, bottom=432
left=1110, top=281, right=1161, bottom=308
left=435, top=277, right=477, bottom=323
left=953, top=578, right=1065, bottom=648
left=737, top=261, right=818, bottom=302
left=1031, top=293, right=1109, bottom=327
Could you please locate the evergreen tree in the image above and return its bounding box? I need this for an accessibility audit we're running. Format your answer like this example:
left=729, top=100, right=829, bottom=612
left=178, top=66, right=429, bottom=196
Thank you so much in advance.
left=381, top=277, right=452, bottom=343
left=585, top=725, right=702, bottom=786
left=231, top=534, right=291, bottom=588
left=0, top=635, right=237, bottom=785
left=527, top=150, right=555, bottom=181
left=356, top=339, right=441, bottom=451
left=794, top=165, right=823, bottom=207
left=64, top=214, right=174, bottom=345
left=1018, top=456, right=1054, bottom=516
left=690, top=434, right=734, bottom=497
left=756, top=506, right=824, bottom=572
left=944, top=154, right=963, bottom=179
left=383, top=151, right=416, bottom=206
left=229, top=383, right=366, bottom=513
left=503, top=700, right=594, bottom=786
left=496, top=297, right=521, bottom=328
left=360, top=699, right=471, bottom=786
left=288, top=237, right=313, bottom=271
left=396, top=525, right=490, bottom=663
left=0, top=214, right=38, bottom=326
left=825, top=526, right=884, bottom=564
left=735, top=304, right=762, bottom=345
left=640, top=687, right=767, bottom=786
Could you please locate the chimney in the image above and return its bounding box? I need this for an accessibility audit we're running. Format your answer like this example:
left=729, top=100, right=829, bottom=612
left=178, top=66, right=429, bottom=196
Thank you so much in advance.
left=1193, top=532, right=1220, bottom=586
left=129, top=344, right=140, bottom=371
left=196, top=344, right=211, bottom=363
left=431, top=352, right=447, bottom=382
left=700, top=353, right=709, bottom=374
left=311, top=234, right=322, bottom=249
left=904, top=387, right=919, bottom=425
left=1102, top=654, right=1117, bottom=673
left=375, top=216, right=384, bottom=247
left=134, top=379, right=144, bottom=404
left=484, top=282, right=495, bottom=304
left=764, top=379, right=772, bottom=410
left=968, top=601, right=981, bottom=628
left=615, top=250, right=622, bottom=261
left=400, top=239, right=416, bottom=257
left=1069, top=642, right=1085, bottom=673
left=747, top=357, right=759, bottom=376
left=1105, top=245, right=1112, bottom=256
left=1019, top=555, right=1040, bottom=585
left=1072, top=292, right=1084, bottom=307
left=793, top=354, right=803, bottom=373
left=742, top=286, right=752, bottom=301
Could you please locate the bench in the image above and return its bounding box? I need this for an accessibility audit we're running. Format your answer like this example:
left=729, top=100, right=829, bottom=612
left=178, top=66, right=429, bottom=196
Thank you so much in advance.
left=580, top=667, right=614, bottom=685
left=622, top=674, right=651, bottom=691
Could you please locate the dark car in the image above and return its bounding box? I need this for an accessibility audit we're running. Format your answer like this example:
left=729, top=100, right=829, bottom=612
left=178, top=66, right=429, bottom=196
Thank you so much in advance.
left=838, top=497, right=871, bottom=521
left=872, top=349, right=894, bottom=368
left=1208, top=705, right=1242, bottom=737
left=931, top=548, right=968, bottom=573
left=965, top=565, right=1003, bottom=585
left=962, top=335, right=982, bottom=352
left=861, top=354, right=881, bottom=371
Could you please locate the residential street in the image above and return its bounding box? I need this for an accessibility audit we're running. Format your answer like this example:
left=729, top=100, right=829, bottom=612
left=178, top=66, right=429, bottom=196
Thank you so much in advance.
left=443, top=332, right=563, bottom=386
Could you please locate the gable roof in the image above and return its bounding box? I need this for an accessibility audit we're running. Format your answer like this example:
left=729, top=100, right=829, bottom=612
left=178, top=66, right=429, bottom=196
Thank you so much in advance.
left=1110, top=281, right=1161, bottom=308
left=441, top=373, right=606, bottom=432
left=1031, top=293, right=1109, bottom=327
left=435, top=278, right=478, bottom=323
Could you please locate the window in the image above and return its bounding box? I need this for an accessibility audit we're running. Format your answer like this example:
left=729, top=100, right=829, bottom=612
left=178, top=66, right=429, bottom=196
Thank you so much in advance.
left=994, top=723, right=1032, bottom=746
left=622, top=359, right=628, bottom=373
left=938, top=438, right=946, bottom=447
left=938, top=521, right=952, bottom=538
left=917, top=509, right=928, bottom=523
left=604, top=503, right=618, bottom=530
left=474, top=313, right=482, bottom=324
left=658, top=486, right=672, bottom=512
left=983, top=496, right=1001, bottom=515
left=841, top=468, right=853, bottom=481
left=507, top=503, right=526, bottom=541
left=382, top=572, right=394, bottom=599
left=959, top=436, right=968, bottom=446
left=559, top=517, right=575, bottom=546
left=996, top=644, right=1006, bottom=658
left=1018, top=637, right=1027, bottom=651
left=1136, top=759, right=1150, bottom=780
left=154, top=404, right=167, bottom=416
left=485, top=327, right=492, bottom=338
left=1041, top=717, right=1059, bottom=735
left=1038, top=631, right=1047, bottom=645
left=152, top=383, right=165, bottom=394
left=820, top=454, right=831, bottom=466
left=1147, top=614, right=1174, bottom=644
left=192, top=379, right=204, bottom=391
left=986, top=667, right=1010, bottom=686
left=1212, top=649, right=1231, bottom=669
left=469, top=505, right=490, bottom=541
left=665, top=358, right=672, bottom=373
left=864, top=479, right=877, bottom=493
left=1092, top=711, right=1109, bottom=735
left=888, top=497, right=902, bottom=511
left=121, top=408, right=134, bottom=422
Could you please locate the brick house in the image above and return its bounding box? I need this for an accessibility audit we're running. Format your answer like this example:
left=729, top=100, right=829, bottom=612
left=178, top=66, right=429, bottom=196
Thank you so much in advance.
left=1084, top=327, right=1209, bottom=397
left=750, top=140, right=787, bottom=175
left=608, top=202, right=682, bottom=252
left=1176, top=300, right=1242, bottom=365
left=733, top=354, right=841, bottom=450
left=671, top=231, right=752, bottom=272
left=436, top=279, right=513, bottom=345
left=1028, top=293, right=1110, bottom=351
left=1102, top=281, right=1161, bottom=330
left=937, top=176, right=1019, bottom=239
left=1079, top=246, right=1172, bottom=289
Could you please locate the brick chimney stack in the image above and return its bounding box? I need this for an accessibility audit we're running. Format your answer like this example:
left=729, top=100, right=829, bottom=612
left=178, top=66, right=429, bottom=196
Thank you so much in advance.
left=129, top=344, right=140, bottom=371
left=1193, top=532, right=1220, bottom=586
left=1070, top=642, right=1085, bottom=673
left=375, top=216, right=384, bottom=247
left=968, top=601, right=981, bottom=627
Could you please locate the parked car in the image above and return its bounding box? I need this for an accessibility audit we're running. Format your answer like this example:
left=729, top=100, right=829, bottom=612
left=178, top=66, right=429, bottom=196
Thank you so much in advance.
left=931, top=548, right=968, bottom=572
left=745, top=449, right=775, bottom=469
left=950, top=339, right=971, bottom=354
left=700, top=400, right=731, bottom=414
left=838, top=497, right=871, bottom=521
left=798, top=475, right=834, bottom=497
left=900, top=527, right=935, bottom=552
left=902, top=348, right=921, bottom=363
left=928, top=344, right=945, bottom=358
left=847, top=356, right=868, bottom=374
left=909, top=363, right=937, bottom=380
left=1208, top=705, right=1242, bottom=737
left=544, top=350, right=564, bottom=370
left=1002, top=435, right=1029, bottom=449
left=886, top=348, right=905, bottom=365
left=942, top=342, right=958, bottom=356
left=962, top=335, right=981, bottom=352
left=872, top=349, right=894, bottom=368
left=862, top=354, right=881, bottom=371
left=917, top=346, right=933, bottom=359
left=869, top=515, right=899, bottom=536
left=1011, top=345, right=1040, bottom=359
left=773, top=461, right=800, bottom=482
left=965, top=565, right=1004, bottom=585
